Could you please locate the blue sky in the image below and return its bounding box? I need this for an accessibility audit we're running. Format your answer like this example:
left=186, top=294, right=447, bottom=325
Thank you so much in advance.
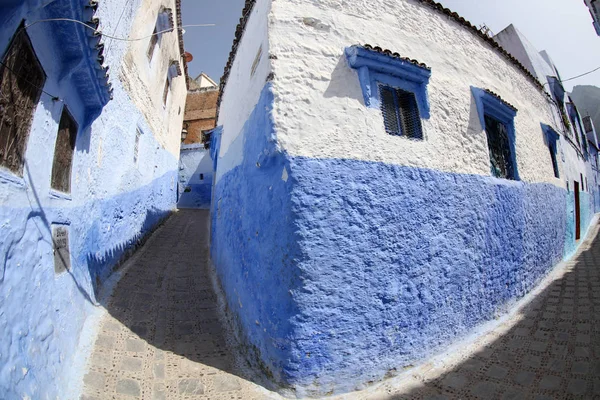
left=181, top=0, right=600, bottom=90
left=181, top=0, right=245, bottom=83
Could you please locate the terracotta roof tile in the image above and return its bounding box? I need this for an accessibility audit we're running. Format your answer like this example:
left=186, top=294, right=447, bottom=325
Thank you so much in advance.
left=362, top=44, right=431, bottom=70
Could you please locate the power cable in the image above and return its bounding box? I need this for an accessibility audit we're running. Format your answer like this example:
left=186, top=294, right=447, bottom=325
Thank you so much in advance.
left=22, top=18, right=216, bottom=41
left=560, top=65, right=600, bottom=84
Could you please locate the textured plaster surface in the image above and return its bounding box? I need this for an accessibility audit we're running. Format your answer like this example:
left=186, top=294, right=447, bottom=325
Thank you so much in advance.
left=210, top=0, right=599, bottom=395
left=178, top=144, right=213, bottom=209
left=216, top=0, right=271, bottom=176
left=268, top=0, right=561, bottom=186
left=0, top=0, right=182, bottom=397
left=212, top=85, right=300, bottom=386
left=120, top=0, right=187, bottom=158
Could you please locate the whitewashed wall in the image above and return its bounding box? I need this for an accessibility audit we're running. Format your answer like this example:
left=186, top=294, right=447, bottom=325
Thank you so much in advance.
left=120, top=0, right=186, bottom=158
left=269, top=0, right=561, bottom=186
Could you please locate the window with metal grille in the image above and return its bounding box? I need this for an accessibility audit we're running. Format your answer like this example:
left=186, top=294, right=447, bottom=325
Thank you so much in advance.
left=379, top=84, right=423, bottom=139
left=51, top=107, right=77, bottom=193
left=484, top=114, right=515, bottom=180
left=0, top=24, right=46, bottom=176
left=133, top=128, right=141, bottom=164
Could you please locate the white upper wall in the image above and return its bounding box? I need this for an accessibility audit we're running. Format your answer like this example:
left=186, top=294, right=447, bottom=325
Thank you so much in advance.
left=269, top=0, right=560, bottom=185
left=196, top=73, right=218, bottom=89
left=215, top=0, right=271, bottom=179
left=120, top=0, right=187, bottom=158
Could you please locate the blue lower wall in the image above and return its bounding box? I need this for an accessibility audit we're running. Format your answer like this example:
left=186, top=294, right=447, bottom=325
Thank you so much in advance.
left=0, top=171, right=176, bottom=399
left=285, top=158, right=568, bottom=393
left=211, top=84, right=594, bottom=395
left=211, top=86, right=300, bottom=385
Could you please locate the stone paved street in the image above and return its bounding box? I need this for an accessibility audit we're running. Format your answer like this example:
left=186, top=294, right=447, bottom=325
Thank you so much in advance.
left=81, top=210, right=274, bottom=400
left=82, top=211, right=600, bottom=399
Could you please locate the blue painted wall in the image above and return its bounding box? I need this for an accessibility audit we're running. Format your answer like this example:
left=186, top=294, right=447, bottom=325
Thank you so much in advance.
left=0, top=0, right=179, bottom=398
left=212, top=83, right=596, bottom=395
left=177, top=144, right=213, bottom=209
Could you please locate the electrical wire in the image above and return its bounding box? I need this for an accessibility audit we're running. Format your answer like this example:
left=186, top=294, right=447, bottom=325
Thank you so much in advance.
left=104, top=0, right=133, bottom=57
left=22, top=18, right=216, bottom=41
left=560, top=65, right=600, bottom=84
left=0, top=59, right=61, bottom=101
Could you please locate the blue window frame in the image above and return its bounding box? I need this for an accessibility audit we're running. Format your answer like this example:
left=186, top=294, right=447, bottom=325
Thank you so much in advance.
left=345, top=45, right=431, bottom=139
left=471, top=87, right=519, bottom=180
left=542, top=123, right=560, bottom=178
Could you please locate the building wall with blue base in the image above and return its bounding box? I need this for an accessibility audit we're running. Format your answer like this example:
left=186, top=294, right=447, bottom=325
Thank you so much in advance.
left=0, top=0, right=182, bottom=398
left=212, top=84, right=596, bottom=395
left=178, top=144, right=213, bottom=209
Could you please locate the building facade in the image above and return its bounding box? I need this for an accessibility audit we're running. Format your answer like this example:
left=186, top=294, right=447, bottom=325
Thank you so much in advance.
left=209, top=0, right=598, bottom=396
left=0, top=0, right=186, bottom=397
left=584, top=0, right=600, bottom=36
left=176, top=73, right=217, bottom=209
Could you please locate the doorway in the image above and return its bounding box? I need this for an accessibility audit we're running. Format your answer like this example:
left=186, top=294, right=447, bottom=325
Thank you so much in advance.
left=575, top=181, right=581, bottom=241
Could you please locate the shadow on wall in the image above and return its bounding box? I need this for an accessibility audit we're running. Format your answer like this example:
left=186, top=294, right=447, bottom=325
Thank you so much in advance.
left=396, top=224, right=600, bottom=399
left=323, top=55, right=365, bottom=104
left=85, top=207, right=172, bottom=300
left=22, top=162, right=96, bottom=305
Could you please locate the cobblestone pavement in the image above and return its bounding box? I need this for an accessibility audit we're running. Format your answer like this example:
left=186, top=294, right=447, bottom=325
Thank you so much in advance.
left=81, top=210, right=275, bottom=400
left=82, top=209, right=600, bottom=400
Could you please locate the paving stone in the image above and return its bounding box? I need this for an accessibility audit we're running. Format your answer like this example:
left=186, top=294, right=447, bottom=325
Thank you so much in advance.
left=567, top=379, right=588, bottom=395
left=470, top=382, right=498, bottom=398
left=486, top=364, right=508, bottom=379
left=95, top=335, right=115, bottom=349
left=125, top=339, right=146, bottom=353
left=116, top=379, right=141, bottom=397
left=501, top=387, right=525, bottom=400
left=514, top=371, right=536, bottom=386
left=213, top=375, right=242, bottom=392
left=83, top=371, right=105, bottom=390
left=120, top=356, right=143, bottom=372
left=440, top=372, right=468, bottom=390
left=178, top=378, right=204, bottom=395
left=539, top=375, right=562, bottom=391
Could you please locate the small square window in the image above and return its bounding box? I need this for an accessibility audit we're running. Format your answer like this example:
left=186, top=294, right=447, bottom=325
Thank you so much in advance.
left=51, top=107, right=77, bottom=193
left=379, top=84, right=423, bottom=139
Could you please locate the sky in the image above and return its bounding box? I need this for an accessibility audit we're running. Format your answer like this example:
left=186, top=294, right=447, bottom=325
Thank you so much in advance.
left=181, top=0, right=600, bottom=91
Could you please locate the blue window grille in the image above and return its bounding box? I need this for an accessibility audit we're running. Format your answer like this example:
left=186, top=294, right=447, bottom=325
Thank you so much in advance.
left=379, top=84, right=423, bottom=139
left=471, top=87, right=519, bottom=180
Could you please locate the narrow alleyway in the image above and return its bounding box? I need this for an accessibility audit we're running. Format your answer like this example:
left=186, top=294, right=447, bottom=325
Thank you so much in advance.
left=81, top=211, right=600, bottom=400
left=80, top=210, right=273, bottom=400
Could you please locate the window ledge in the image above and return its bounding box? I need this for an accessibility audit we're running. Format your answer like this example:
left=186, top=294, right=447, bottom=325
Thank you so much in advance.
left=49, top=189, right=72, bottom=201
left=0, top=168, right=27, bottom=190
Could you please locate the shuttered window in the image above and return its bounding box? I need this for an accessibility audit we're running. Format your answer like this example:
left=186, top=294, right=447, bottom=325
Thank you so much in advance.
left=51, top=107, right=77, bottom=193
left=0, top=24, right=46, bottom=176
left=484, top=114, right=515, bottom=180
left=549, top=144, right=559, bottom=178
left=379, top=84, right=423, bottom=139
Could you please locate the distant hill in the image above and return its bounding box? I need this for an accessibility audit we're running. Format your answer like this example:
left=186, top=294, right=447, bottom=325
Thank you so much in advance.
left=571, top=85, right=600, bottom=134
